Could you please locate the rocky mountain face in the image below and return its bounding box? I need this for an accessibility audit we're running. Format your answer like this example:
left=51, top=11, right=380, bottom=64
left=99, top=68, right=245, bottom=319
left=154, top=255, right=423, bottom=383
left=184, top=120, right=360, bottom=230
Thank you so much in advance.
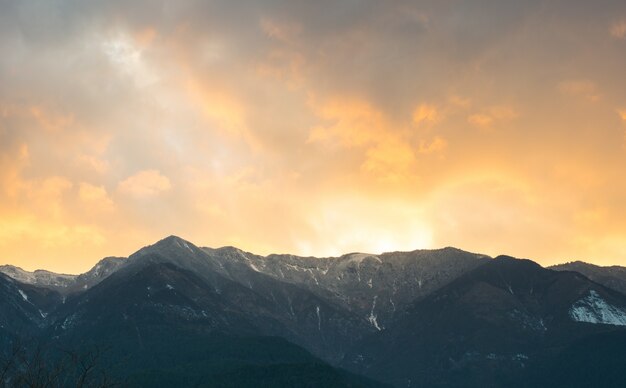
left=0, top=272, right=62, bottom=348
left=0, top=265, right=76, bottom=292
left=1, top=236, right=626, bottom=387
left=57, top=236, right=486, bottom=362
left=343, top=257, right=626, bottom=387
left=0, top=257, right=125, bottom=295
left=51, top=256, right=372, bottom=364
left=551, top=261, right=626, bottom=295
left=200, top=246, right=490, bottom=330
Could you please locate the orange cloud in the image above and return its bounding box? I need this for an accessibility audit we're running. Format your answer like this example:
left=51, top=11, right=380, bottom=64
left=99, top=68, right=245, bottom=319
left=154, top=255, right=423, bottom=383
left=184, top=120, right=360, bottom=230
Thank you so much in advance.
left=418, top=136, right=448, bottom=154
left=22, top=176, right=74, bottom=219
left=361, top=139, right=417, bottom=183
left=79, top=183, right=115, bottom=212
left=118, top=170, right=171, bottom=198
left=308, top=96, right=426, bottom=182
left=308, top=97, right=385, bottom=147
left=467, top=113, right=493, bottom=128
left=412, top=104, right=441, bottom=127
left=185, top=77, right=249, bottom=140
left=467, top=105, right=518, bottom=129
left=29, top=106, right=75, bottom=132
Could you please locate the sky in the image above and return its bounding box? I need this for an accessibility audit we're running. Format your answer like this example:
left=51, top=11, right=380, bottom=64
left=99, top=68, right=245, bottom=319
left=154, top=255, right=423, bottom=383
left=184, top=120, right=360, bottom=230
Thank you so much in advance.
left=1, top=0, right=626, bottom=274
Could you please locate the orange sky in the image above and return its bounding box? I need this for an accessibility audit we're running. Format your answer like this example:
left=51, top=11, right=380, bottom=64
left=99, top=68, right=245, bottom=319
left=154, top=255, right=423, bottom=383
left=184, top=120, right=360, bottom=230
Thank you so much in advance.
left=1, top=0, right=626, bottom=273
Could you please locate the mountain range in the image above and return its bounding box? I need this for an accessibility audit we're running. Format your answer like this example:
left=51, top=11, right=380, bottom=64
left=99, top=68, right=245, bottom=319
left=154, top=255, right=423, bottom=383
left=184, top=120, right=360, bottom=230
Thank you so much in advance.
left=1, top=236, right=626, bottom=387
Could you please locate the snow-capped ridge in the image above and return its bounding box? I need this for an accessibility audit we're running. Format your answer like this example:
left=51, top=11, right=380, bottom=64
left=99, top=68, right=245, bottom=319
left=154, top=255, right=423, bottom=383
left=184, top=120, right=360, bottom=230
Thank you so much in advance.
left=570, top=290, right=626, bottom=326
left=0, top=264, right=77, bottom=289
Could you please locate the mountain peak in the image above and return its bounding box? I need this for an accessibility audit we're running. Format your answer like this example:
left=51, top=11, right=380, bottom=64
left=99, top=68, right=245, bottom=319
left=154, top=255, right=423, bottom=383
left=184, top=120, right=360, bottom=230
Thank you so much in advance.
left=158, top=235, right=193, bottom=246
left=135, top=235, right=199, bottom=255
left=489, top=255, right=544, bottom=271
left=126, top=235, right=217, bottom=278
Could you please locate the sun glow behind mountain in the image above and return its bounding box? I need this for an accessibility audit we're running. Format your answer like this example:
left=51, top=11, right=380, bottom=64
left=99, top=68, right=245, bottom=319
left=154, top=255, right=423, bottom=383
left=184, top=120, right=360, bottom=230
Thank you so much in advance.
left=1, top=1, right=626, bottom=273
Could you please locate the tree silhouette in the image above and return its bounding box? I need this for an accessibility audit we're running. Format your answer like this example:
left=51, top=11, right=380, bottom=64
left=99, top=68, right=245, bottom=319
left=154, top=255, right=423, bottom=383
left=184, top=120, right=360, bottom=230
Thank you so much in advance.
left=0, top=340, right=117, bottom=388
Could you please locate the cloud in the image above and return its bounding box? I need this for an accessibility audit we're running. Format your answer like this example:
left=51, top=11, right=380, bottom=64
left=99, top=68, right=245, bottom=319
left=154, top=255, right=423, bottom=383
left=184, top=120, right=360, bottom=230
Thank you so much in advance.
left=1, top=0, right=626, bottom=272
left=611, top=20, right=626, bottom=39
left=418, top=136, right=448, bottom=154
left=75, top=154, right=110, bottom=174
left=118, top=170, right=171, bottom=198
left=101, top=32, right=158, bottom=88
left=78, top=183, right=115, bottom=212
left=306, top=95, right=452, bottom=183
left=412, top=104, right=441, bottom=127
left=307, top=97, right=385, bottom=147
left=467, top=113, right=494, bottom=128
left=22, top=176, right=74, bottom=218
left=260, top=18, right=302, bottom=43
left=29, top=106, right=75, bottom=133
left=361, top=138, right=417, bottom=183
left=558, top=80, right=601, bottom=102
left=467, top=106, right=518, bottom=129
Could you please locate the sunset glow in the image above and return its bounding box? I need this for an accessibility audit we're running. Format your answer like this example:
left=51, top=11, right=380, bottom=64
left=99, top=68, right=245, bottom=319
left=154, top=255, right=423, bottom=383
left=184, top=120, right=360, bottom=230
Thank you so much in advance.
left=1, top=1, right=626, bottom=273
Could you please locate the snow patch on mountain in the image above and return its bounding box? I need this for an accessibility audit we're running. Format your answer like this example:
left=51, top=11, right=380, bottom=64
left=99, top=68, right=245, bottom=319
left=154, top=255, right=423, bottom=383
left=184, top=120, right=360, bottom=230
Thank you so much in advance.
left=0, top=265, right=76, bottom=288
left=238, top=250, right=261, bottom=272
left=570, top=290, right=626, bottom=326
left=368, top=296, right=382, bottom=331
left=182, top=241, right=194, bottom=253
left=18, top=289, right=28, bottom=301
left=316, top=305, right=321, bottom=331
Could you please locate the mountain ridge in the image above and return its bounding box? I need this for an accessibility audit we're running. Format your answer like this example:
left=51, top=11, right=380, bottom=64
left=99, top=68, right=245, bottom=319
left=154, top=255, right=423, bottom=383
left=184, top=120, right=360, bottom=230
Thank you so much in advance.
left=551, top=260, right=626, bottom=295
left=3, top=235, right=620, bottom=284
left=1, top=235, right=626, bottom=387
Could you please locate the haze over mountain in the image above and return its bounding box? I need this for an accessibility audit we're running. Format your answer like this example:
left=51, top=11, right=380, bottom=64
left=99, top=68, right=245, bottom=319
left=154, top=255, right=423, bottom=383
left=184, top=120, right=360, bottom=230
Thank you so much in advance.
left=1, top=236, right=625, bottom=387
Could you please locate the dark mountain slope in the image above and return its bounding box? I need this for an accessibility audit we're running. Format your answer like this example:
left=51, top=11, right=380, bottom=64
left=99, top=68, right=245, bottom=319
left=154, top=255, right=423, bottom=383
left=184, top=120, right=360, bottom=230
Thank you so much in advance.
left=3, top=236, right=625, bottom=387
left=0, top=273, right=61, bottom=335
left=44, top=260, right=386, bottom=387
left=527, top=328, right=626, bottom=388
left=344, top=256, right=626, bottom=387
left=122, top=335, right=386, bottom=388
left=50, top=251, right=372, bottom=363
